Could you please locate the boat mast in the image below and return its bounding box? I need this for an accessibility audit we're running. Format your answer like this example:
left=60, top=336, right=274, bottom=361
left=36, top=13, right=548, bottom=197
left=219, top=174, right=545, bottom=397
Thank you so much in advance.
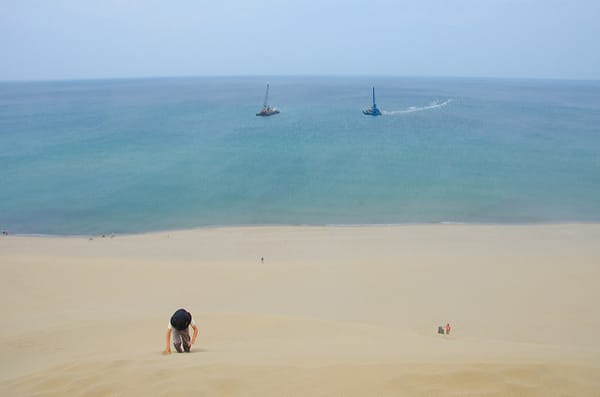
left=263, top=84, right=270, bottom=108
left=372, top=87, right=376, bottom=108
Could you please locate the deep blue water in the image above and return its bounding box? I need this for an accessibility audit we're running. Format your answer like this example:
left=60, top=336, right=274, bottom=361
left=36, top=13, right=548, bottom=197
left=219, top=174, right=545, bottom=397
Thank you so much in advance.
left=1, top=76, right=599, bottom=235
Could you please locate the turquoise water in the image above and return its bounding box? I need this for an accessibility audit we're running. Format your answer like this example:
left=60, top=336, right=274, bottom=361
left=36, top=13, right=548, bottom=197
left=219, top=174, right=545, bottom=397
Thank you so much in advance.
left=1, top=76, right=600, bottom=235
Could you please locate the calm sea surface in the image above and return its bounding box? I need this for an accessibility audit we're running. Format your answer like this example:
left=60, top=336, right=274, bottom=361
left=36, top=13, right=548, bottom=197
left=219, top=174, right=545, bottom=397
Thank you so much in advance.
left=1, top=76, right=599, bottom=235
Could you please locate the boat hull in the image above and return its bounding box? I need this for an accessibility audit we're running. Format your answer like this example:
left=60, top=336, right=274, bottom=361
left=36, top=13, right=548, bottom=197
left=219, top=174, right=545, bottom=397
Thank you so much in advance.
left=362, top=109, right=382, bottom=116
left=256, top=110, right=280, bottom=117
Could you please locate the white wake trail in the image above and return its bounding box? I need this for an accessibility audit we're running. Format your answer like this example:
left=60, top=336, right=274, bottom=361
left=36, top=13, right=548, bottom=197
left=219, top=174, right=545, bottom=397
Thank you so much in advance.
left=382, top=99, right=452, bottom=115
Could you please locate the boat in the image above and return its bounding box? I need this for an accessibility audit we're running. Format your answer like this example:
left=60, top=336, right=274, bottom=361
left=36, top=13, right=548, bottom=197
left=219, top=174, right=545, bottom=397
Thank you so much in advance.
left=362, top=87, right=382, bottom=116
left=256, top=84, right=280, bottom=116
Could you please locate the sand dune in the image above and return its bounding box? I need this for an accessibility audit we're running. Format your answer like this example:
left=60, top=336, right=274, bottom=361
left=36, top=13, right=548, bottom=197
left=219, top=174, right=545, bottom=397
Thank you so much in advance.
left=1, top=225, right=600, bottom=396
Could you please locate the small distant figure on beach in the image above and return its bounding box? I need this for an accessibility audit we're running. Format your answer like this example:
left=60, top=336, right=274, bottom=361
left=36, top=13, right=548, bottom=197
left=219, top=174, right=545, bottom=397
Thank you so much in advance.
left=261, top=256, right=264, bottom=264
left=437, top=325, right=445, bottom=334
left=1, top=230, right=7, bottom=236
left=163, top=308, right=198, bottom=354
left=445, top=323, right=451, bottom=335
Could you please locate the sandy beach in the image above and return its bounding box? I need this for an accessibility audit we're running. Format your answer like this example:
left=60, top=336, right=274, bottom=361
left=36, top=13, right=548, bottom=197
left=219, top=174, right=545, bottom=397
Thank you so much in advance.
left=1, top=224, right=600, bottom=396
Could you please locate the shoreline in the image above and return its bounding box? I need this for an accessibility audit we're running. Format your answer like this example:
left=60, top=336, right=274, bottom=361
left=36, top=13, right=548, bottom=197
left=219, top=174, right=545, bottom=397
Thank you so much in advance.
left=4, top=220, right=600, bottom=239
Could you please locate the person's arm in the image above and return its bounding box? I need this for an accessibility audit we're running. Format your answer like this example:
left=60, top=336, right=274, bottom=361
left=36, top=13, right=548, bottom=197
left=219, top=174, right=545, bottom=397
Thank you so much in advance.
left=163, top=328, right=172, bottom=355
left=190, top=323, right=199, bottom=346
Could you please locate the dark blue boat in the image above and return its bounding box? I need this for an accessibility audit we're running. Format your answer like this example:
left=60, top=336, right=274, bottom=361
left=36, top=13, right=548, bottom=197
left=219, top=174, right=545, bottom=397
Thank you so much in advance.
left=362, top=87, right=382, bottom=116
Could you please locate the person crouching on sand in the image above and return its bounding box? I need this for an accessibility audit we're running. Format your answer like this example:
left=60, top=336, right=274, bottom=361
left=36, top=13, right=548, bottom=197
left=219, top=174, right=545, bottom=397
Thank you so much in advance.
left=163, top=308, right=198, bottom=354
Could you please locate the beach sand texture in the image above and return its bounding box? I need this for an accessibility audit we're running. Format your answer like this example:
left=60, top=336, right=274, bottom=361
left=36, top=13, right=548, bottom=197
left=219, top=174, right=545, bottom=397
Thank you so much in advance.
left=1, top=224, right=600, bottom=396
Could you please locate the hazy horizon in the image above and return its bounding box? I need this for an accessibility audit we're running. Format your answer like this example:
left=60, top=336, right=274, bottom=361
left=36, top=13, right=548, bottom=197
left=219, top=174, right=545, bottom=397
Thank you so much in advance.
left=3, top=73, right=600, bottom=85
left=1, top=1, right=599, bottom=82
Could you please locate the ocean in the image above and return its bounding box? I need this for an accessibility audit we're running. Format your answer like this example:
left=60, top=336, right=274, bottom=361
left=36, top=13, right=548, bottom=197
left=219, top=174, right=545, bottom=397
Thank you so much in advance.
left=1, top=76, right=600, bottom=235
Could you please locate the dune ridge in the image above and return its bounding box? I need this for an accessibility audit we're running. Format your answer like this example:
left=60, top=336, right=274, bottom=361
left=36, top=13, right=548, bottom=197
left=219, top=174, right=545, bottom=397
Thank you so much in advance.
left=1, top=224, right=600, bottom=396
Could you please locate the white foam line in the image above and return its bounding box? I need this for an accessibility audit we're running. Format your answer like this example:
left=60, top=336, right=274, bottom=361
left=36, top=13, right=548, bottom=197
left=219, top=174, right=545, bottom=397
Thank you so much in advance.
left=382, top=99, right=452, bottom=115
